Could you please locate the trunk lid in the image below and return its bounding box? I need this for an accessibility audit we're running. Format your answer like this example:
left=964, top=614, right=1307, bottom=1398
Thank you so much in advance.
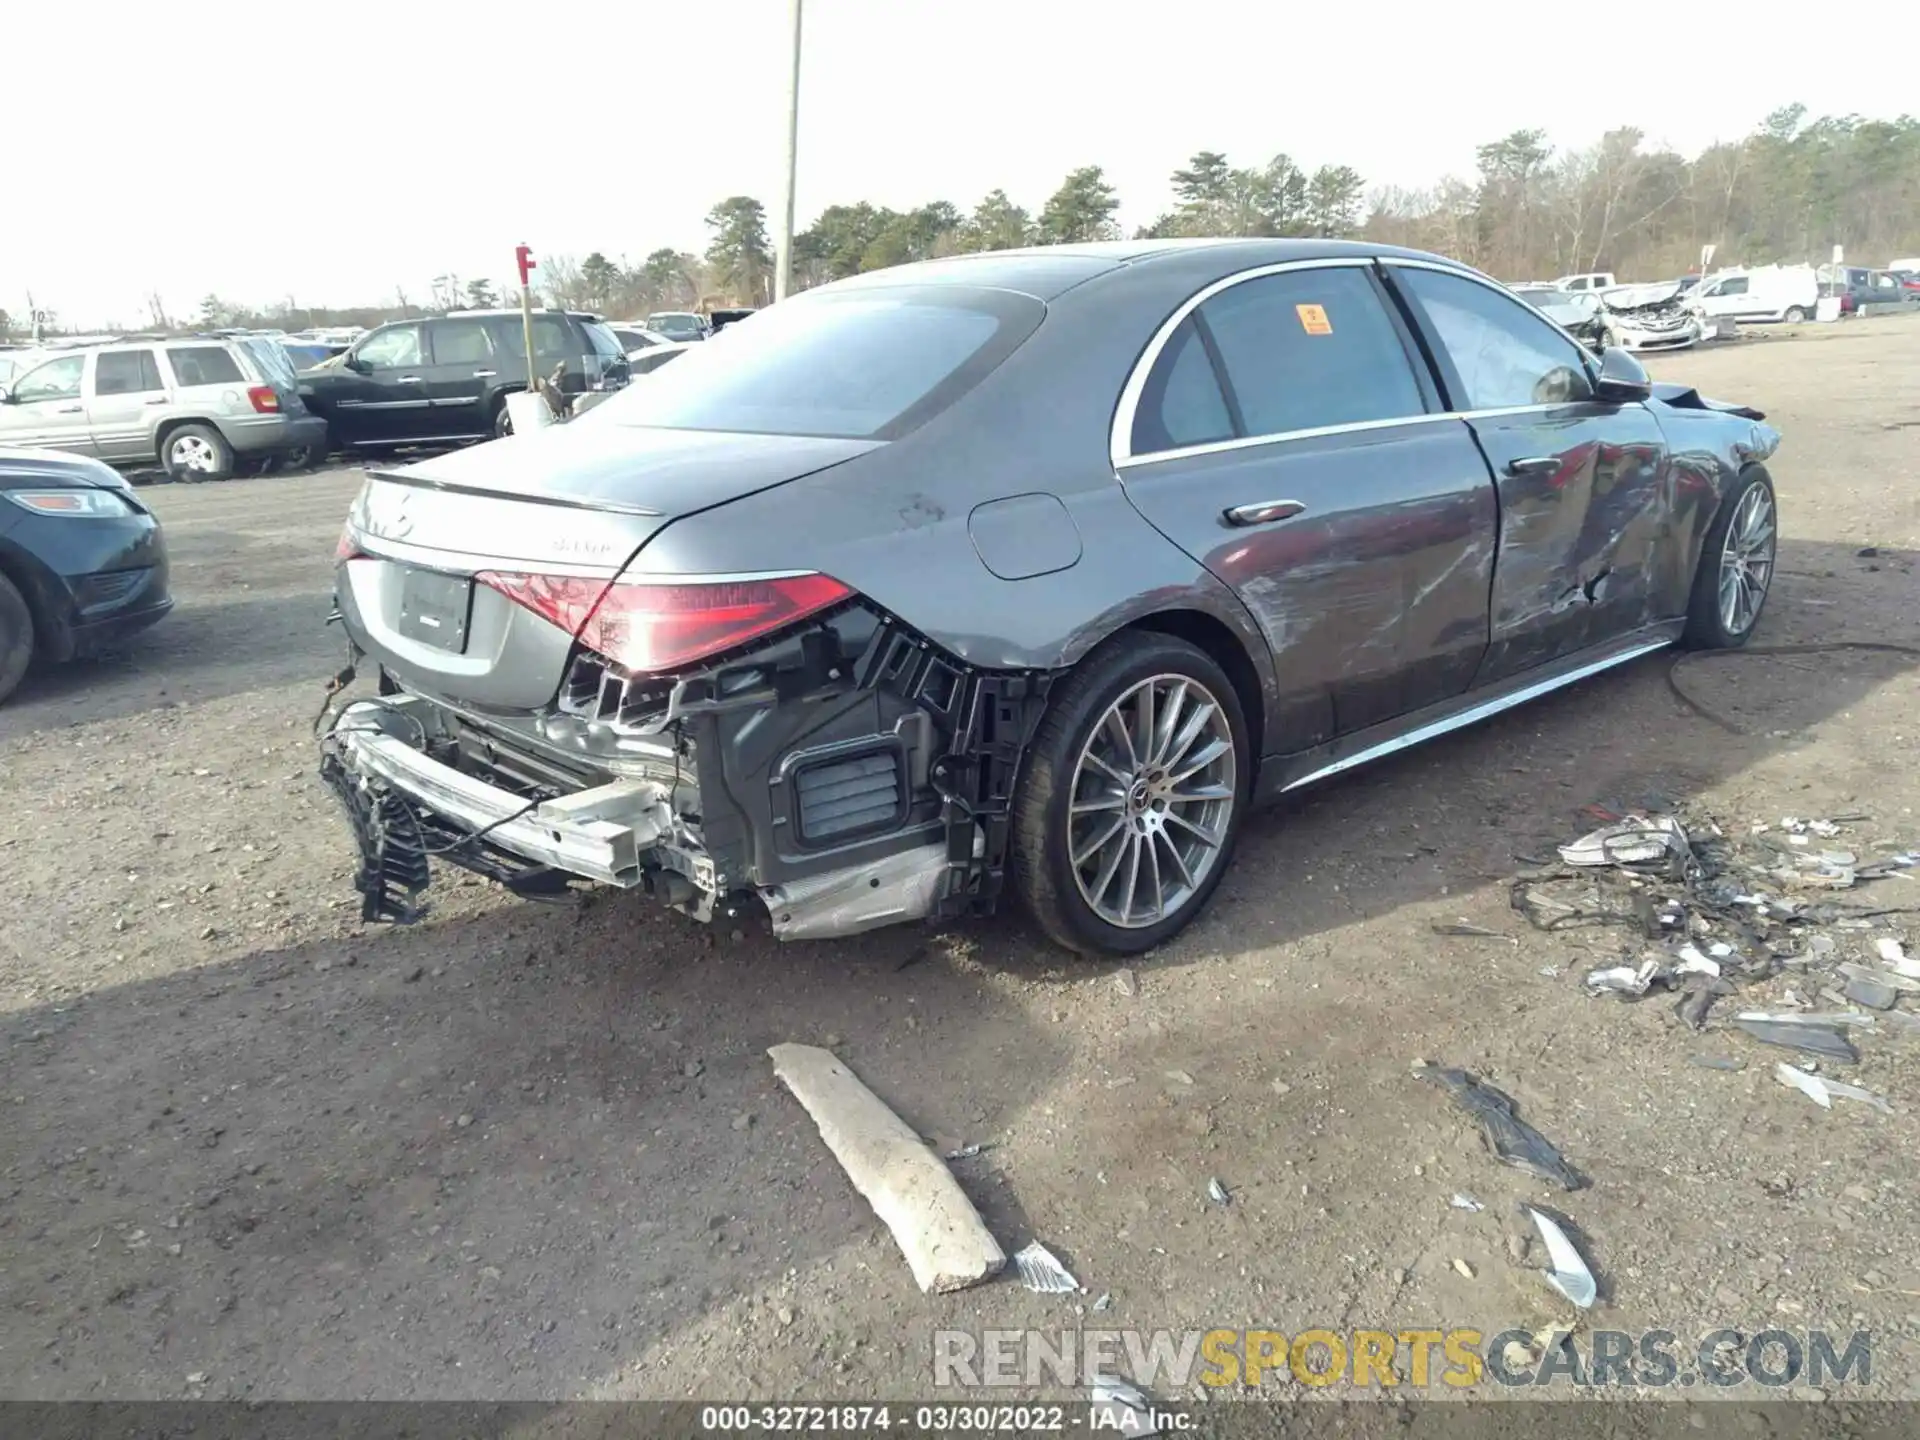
left=336, top=422, right=880, bottom=711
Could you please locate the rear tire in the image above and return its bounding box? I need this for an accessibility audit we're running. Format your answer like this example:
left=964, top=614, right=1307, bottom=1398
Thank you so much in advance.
left=492, top=398, right=513, bottom=438
left=1784, top=306, right=1807, bottom=324
left=1010, top=632, right=1250, bottom=956
left=1682, top=467, right=1777, bottom=650
left=0, top=571, right=34, bottom=706
left=161, top=423, right=234, bottom=482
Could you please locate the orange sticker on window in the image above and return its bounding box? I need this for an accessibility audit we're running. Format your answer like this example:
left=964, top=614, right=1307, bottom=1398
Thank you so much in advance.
left=1296, top=303, right=1332, bottom=335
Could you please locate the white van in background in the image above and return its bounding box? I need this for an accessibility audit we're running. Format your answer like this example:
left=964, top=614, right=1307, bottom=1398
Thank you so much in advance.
left=1691, top=265, right=1820, bottom=324
left=1553, top=272, right=1617, bottom=292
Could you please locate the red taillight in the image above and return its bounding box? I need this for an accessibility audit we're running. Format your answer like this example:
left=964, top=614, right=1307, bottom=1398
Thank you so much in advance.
left=247, top=385, right=281, bottom=413
left=334, top=524, right=361, bottom=561
left=476, top=570, right=852, bottom=674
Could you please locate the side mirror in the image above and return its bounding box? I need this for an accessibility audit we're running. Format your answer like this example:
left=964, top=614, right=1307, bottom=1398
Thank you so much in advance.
left=1593, top=345, right=1652, bottom=404
left=344, top=354, right=370, bottom=374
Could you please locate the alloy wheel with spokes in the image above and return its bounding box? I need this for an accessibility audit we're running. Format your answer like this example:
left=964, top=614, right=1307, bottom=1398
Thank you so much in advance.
left=1717, top=481, right=1776, bottom=637
left=1012, top=632, right=1251, bottom=955
left=171, top=435, right=219, bottom=474
left=1068, top=674, right=1238, bottom=929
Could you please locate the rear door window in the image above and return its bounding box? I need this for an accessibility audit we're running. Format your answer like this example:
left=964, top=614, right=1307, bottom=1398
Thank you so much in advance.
left=429, top=318, right=496, bottom=365
left=1191, top=267, right=1429, bottom=439
left=582, top=321, right=625, bottom=359
left=594, top=286, right=1043, bottom=439
left=96, top=349, right=166, bottom=395
left=165, top=346, right=245, bottom=387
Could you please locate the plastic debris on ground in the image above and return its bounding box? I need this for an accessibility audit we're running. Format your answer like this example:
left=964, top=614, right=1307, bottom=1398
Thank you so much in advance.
left=1774, top=1063, right=1894, bottom=1115
left=1013, top=1240, right=1081, bottom=1294
left=1515, top=807, right=1920, bottom=1086
left=1525, top=1207, right=1598, bottom=1309
left=1449, top=1193, right=1484, bottom=1212
left=1089, top=1376, right=1163, bottom=1437
left=1413, top=1063, right=1585, bottom=1190
left=1206, top=1177, right=1230, bottom=1206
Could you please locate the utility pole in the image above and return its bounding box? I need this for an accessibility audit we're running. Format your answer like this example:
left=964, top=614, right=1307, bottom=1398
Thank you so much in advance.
left=773, top=0, right=803, bottom=303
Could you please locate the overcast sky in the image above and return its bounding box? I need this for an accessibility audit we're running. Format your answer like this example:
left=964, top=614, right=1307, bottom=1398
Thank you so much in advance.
left=6, top=1, right=1912, bottom=326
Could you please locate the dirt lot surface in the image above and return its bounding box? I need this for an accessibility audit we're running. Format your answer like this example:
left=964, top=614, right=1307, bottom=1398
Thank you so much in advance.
left=3, top=318, right=1919, bottom=1407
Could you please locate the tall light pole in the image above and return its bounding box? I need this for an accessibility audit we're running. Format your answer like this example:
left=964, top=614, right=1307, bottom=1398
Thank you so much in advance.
left=773, top=0, right=803, bottom=303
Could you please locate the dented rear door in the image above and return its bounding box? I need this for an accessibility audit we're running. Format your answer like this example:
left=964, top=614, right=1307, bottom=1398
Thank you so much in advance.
left=1115, top=262, right=1498, bottom=751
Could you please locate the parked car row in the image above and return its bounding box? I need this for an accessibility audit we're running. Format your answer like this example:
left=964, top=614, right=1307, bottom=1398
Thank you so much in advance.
left=0, top=335, right=326, bottom=480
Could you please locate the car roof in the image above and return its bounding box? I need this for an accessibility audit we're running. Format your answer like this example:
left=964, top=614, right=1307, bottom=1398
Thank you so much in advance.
left=819, top=238, right=1476, bottom=301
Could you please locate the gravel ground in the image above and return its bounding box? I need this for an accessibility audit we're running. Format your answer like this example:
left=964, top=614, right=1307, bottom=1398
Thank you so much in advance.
left=2, top=317, right=1918, bottom=1406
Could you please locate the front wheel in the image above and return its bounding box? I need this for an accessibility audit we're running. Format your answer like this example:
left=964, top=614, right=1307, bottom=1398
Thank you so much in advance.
left=1682, top=467, right=1777, bottom=649
left=1784, top=306, right=1807, bottom=324
left=1010, top=632, right=1250, bottom=956
left=0, top=570, right=33, bottom=705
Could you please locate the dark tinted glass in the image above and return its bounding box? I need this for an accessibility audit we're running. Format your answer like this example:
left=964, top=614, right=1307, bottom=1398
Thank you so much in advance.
left=96, top=349, right=164, bottom=395
left=166, top=346, right=245, bottom=386
left=1396, top=268, right=1595, bottom=410
left=1197, top=267, right=1427, bottom=437
left=1131, top=318, right=1233, bottom=455
left=583, top=322, right=624, bottom=359
left=594, top=287, right=1042, bottom=439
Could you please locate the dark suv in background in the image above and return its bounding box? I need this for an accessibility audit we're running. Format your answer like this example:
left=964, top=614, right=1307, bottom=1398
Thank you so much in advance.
left=300, top=310, right=629, bottom=452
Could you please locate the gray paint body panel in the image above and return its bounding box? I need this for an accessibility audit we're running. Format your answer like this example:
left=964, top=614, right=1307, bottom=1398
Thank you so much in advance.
left=967, top=493, right=1083, bottom=581
left=335, top=237, right=1778, bottom=784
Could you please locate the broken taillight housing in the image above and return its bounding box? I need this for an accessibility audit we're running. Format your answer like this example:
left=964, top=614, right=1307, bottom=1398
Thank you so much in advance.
left=475, top=570, right=853, bottom=675
left=247, top=385, right=282, bottom=413
left=334, top=524, right=362, bottom=561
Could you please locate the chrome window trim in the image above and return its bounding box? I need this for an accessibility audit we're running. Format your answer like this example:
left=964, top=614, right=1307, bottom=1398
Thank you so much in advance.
left=1109, top=256, right=1385, bottom=469
left=1111, top=253, right=1619, bottom=472
left=1117, top=411, right=1461, bottom=470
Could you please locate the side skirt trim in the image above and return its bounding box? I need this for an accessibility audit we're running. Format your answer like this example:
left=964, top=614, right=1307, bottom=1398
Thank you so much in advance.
left=1268, top=629, right=1680, bottom=797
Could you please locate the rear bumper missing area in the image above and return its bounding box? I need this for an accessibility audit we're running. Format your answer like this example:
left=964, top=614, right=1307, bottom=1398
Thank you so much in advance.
left=320, top=694, right=951, bottom=940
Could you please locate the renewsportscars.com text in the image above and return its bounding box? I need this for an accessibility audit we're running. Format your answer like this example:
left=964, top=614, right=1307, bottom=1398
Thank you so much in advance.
left=933, top=1327, right=1872, bottom=1391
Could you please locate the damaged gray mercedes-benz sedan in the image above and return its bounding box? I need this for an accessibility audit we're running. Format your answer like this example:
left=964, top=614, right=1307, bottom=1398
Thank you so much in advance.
left=318, top=238, right=1781, bottom=955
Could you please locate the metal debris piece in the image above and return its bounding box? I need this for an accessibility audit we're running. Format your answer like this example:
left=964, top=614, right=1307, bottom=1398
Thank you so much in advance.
left=1584, top=960, right=1663, bottom=997
left=1675, top=985, right=1721, bottom=1031
left=1774, top=1063, right=1893, bottom=1115
left=1526, top=1208, right=1598, bottom=1309
left=1432, top=921, right=1503, bottom=937
left=1842, top=976, right=1899, bottom=1011
left=1839, top=962, right=1920, bottom=993
left=1013, top=1240, right=1080, bottom=1294
left=1734, top=1017, right=1860, bottom=1063
left=1205, top=1177, right=1230, bottom=1206
left=1559, top=815, right=1690, bottom=870
left=1092, top=1292, right=1113, bottom=1313
left=1090, top=1375, right=1162, bottom=1437
left=943, top=1142, right=994, bottom=1161
left=1414, top=1064, right=1585, bottom=1190
left=1876, top=938, right=1920, bottom=976
left=1675, top=944, right=1721, bottom=976
left=1450, top=1193, right=1485, bottom=1212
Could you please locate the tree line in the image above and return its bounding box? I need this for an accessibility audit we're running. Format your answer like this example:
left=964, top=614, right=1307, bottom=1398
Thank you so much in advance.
left=24, top=104, right=1914, bottom=337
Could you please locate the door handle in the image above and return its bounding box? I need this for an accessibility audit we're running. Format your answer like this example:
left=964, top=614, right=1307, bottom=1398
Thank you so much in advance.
left=396, top=376, right=423, bottom=384
left=55, top=405, right=83, bottom=414
left=1223, top=499, right=1306, bottom=527
left=472, top=370, right=496, bottom=378
left=144, top=396, right=168, bottom=406
left=1505, top=456, right=1562, bottom=477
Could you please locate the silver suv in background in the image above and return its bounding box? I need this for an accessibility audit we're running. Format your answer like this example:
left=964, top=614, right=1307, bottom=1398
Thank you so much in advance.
left=0, top=337, right=328, bottom=481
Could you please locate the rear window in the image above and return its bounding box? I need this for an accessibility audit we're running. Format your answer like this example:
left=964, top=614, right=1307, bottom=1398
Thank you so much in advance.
left=594, top=287, right=1043, bottom=440
left=167, top=346, right=245, bottom=386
